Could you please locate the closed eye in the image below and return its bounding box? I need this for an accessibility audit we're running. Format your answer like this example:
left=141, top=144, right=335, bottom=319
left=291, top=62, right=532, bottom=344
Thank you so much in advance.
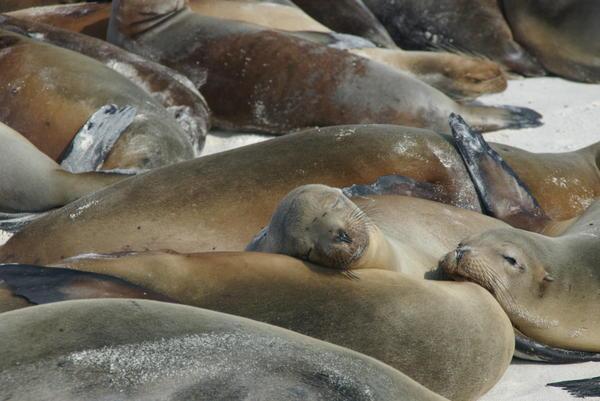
left=503, top=255, right=517, bottom=265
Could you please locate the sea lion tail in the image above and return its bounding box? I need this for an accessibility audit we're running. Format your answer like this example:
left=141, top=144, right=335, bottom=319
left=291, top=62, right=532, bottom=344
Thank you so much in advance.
left=59, top=104, right=137, bottom=173
left=515, top=330, right=600, bottom=363
left=449, top=113, right=550, bottom=231
left=460, top=104, right=542, bottom=132
left=548, top=377, right=600, bottom=398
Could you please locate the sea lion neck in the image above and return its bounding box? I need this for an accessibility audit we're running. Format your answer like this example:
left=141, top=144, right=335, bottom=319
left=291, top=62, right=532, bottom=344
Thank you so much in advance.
left=109, top=0, right=187, bottom=39
left=352, top=225, right=400, bottom=271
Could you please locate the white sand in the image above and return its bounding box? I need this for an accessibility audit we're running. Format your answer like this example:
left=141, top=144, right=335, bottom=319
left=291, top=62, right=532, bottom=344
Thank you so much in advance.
left=1, top=77, right=599, bottom=400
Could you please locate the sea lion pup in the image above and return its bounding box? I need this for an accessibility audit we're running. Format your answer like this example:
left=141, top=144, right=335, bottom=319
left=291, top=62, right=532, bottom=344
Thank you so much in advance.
left=1, top=254, right=513, bottom=401
left=107, top=0, right=540, bottom=134
left=503, top=0, right=600, bottom=83
left=0, top=116, right=130, bottom=213
left=0, top=123, right=597, bottom=265
left=0, top=15, right=211, bottom=153
left=279, top=0, right=397, bottom=48
left=362, top=0, right=545, bottom=77
left=0, top=29, right=195, bottom=170
left=440, top=200, right=600, bottom=357
left=0, top=299, right=450, bottom=401
left=247, top=184, right=510, bottom=277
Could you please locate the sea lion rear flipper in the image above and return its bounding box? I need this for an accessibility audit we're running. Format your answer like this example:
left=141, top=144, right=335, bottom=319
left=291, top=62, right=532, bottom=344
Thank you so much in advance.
left=515, top=329, right=600, bottom=363
left=449, top=113, right=550, bottom=231
left=0, top=264, right=172, bottom=307
left=548, top=376, right=600, bottom=398
left=342, top=175, right=445, bottom=203
left=59, top=104, right=136, bottom=173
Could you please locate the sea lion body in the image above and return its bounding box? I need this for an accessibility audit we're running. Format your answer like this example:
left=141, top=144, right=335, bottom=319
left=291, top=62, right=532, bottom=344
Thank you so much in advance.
left=0, top=299, right=449, bottom=401
left=503, top=0, right=600, bottom=83
left=0, top=15, right=210, bottom=154
left=441, top=200, right=600, bottom=352
left=108, top=0, right=540, bottom=134
left=0, top=125, right=597, bottom=264
left=363, top=0, right=545, bottom=76
left=0, top=121, right=124, bottom=212
left=35, top=251, right=516, bottom=401
left=0, top=29, right=193, bottom=170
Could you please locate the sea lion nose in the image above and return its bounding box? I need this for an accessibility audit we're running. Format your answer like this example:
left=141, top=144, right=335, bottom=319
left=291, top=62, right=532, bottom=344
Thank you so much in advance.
left=455, top=247, right=467, bottom=262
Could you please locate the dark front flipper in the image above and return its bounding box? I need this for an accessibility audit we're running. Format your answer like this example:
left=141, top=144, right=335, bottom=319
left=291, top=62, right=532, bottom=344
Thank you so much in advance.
left=342, top=175, right=446, bottom=203
left=59, top=104, right=136, bottom=173
left=515, top=330, right=600, bottom=363
left=548, top=377, right=600, bottom=398
left=449, top=113, right=550, bottom=231
left=0, top=264, right=172, bottom=307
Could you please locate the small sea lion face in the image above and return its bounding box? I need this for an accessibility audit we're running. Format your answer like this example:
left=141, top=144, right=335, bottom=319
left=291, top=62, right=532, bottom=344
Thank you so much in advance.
left=435, top=55, right=507, bottom=99
left=259, top=185, right=371, bottom=270
left=440, top=229, right=555, bottom=310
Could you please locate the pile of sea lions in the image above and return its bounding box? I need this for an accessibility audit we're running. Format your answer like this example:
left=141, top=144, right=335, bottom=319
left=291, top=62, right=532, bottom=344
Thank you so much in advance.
left=0, top=1, right=598, bottom=400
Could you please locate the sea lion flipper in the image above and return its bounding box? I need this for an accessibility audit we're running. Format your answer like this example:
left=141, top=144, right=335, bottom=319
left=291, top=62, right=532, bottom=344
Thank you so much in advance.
left=548, top=376, right=600, bottom=398
left=0, top=211, right=48, bottom=233
left=514, top=325, right=600, bottom=363
left=0, top=264, right=170, bottom=306
left=449, top=113, right=550, bottom=231
left=59, top=104, right=136, bottom=173
left=290, top=31, right=376, bottom=49
left=342, top=175, right=444, bottom=203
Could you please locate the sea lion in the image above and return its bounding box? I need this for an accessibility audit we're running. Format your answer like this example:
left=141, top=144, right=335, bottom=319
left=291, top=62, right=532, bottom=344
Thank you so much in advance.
left=107, top=0, right=540, bottom=134
left=0, top=29, right=194, bottom=170
left=0, top=15, right=211, bottom=153
left=0, top=115, right=130, bottom=213
left=247, top=185, right=509, bottom=278
left=362, top=0, right=546, bottom=76
left=6, top=2, right=111, bottom=39
left=1, top=253, right=514, bottom=401
left=0, top=123, right=597, bottom=265
left=440, top=199, right=600, bottom=355
left=0, top=299, right=450, bottom=401
left=17, top=1, right=507, bottom=100
left=289, top=0, right=397, bottom=48
left=503, top=0, right=600, bottom=83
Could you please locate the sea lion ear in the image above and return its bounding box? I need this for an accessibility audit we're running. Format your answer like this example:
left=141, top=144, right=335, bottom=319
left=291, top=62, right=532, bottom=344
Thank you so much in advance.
left=543, top=273, right=555, bottom=282
left=449, top=114, right=551, bottom=233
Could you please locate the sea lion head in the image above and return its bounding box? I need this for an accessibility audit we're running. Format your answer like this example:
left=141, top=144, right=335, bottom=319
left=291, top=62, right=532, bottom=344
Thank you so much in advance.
left=247, top=184, right=373, bottom=270
left=439, top=228, right=556, bottom=323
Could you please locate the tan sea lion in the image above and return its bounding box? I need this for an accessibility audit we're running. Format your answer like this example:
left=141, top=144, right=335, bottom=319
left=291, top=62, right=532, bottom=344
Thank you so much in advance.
left=0, top=253, right=514, bottom=401
left=362, top=0, right=546, bottom=76
left=107, top=0, right=540, bottom=134
left=0, top=115, right=130, bottom=213
left=440, top=200, right=600, bottom=356
left=0, top=123, right=597, bottom=265
left=247, top=185, right=510, bottom=278
left=0, top=298, right=450, bottom=401
left=0, top=15, right=211, bottom=153
left=503, top=0, right=600, bottom=83
left=0, top=29, right=195, bottom=170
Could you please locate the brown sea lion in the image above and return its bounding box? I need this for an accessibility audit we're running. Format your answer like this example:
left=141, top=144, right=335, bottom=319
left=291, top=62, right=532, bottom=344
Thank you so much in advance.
left=362, top=0, right=546, bottom=76
left=440, top=200, right=600, bottom=356
left=0, top=298, right=450, bottom=401
left=289, top=0, right=397, bottom=48
left=503, top=0, right=600, bottom=83
left=107, top=0, right=540, bottom=134
left=0, top=253, right=514, bottom=401
left=0, top=123, right=597, bottom=265
left=0, top=29, right=195, bottom=170
left=0, top=15, right=211, bottom=153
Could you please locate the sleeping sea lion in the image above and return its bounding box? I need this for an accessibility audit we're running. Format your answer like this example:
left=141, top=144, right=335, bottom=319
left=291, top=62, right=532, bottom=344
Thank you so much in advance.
left=362, top=0, right=546, bottom=76
left=0, top=15, right=211, bottom=153
left=0, top=123, right=597, bottom=265
left=503, top=0, right=600, bottom=83
left=0, top=29, right=194, bottom=170
left=0, top=299, right=450, bottom=401
left=0, top=253, right=514, bottom=401
left=107, top=0, right=540, bottom=134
